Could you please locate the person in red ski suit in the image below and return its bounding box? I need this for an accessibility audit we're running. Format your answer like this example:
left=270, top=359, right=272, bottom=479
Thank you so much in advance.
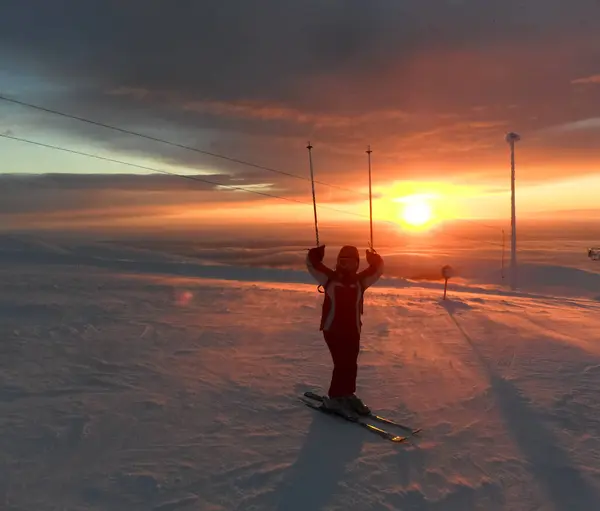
left=306, top=244, right=384, bottom=415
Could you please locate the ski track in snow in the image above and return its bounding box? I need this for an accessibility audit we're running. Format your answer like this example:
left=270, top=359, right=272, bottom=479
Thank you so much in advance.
left=1, top=237, right=600, bottom=510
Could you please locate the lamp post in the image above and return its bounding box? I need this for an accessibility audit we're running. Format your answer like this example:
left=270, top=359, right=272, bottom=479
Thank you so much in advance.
left=505, top=132, right=521, bottom=290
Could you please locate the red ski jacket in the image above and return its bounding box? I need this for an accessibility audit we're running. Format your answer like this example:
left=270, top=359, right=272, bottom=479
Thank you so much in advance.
left=306, top=252, right=384, bottom=334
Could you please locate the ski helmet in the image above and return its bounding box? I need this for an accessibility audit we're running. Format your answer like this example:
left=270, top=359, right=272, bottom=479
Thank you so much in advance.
left=337, top=245, right=359, bottom=262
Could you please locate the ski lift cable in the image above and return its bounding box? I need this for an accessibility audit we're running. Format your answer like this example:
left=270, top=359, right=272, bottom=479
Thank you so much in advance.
left=0, top=133, right=368, bottom=218
left=0, top=94, right=367, bottom=199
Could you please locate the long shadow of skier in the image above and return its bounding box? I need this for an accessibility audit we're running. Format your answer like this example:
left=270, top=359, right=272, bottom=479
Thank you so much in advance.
left=271, top=410, right=364, bottom=511
left=442, top=302, right=600, bottom=511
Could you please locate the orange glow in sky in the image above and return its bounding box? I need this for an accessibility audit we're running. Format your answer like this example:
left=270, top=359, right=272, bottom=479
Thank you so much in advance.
left=1, top=6, right=600, bottom=237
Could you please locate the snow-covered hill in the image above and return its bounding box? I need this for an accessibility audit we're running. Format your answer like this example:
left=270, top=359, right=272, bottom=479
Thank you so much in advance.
left=1, top=234, right=599, bottom=510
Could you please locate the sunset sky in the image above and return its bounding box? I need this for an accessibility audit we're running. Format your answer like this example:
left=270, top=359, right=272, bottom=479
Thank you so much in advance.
left=1, top=0, right=600, bottom=233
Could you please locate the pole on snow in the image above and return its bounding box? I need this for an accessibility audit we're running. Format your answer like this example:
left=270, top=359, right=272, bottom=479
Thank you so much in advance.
left=366, top=145, right=374, bottom=250
left=506, top=132, right=520, bottom=291
left=307, top=142, right=319, bottom=247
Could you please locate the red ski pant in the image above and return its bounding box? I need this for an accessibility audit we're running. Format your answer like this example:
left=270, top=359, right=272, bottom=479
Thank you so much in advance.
left=323, top=330, right=360, bottom=398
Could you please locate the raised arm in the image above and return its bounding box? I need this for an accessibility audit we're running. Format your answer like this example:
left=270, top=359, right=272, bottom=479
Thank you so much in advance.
left=306, top=245, right=335, bottom=286
left=358, top=249, right=384, bottom=289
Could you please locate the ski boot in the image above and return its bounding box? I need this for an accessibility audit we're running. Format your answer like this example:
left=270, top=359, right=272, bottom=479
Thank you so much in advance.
left=322, top=396, right=358, bottom=418
left=345, top=394, right=371, bottom=416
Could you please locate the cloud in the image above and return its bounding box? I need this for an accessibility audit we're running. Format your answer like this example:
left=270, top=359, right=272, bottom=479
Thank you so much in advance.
left=0, top=171, right=373, bottom=234
left=181, top=98, right=410, bottom=129
left=540, top=118, right=600, bottom=133
left=572, top=75, right=600, bottom=85
left=0, top=173, right=282, bottom=218
left=0, top=172, right=231, bottom=193
left=1, top=0, right=600, bottom=190
left=529, top=117, right=600, bottom=156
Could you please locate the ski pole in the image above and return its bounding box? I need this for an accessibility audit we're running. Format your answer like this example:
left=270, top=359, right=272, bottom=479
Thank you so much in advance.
left=367, top=145, right=374, bottom=251
left=307, top=142, right=324, bottom=293
left=307, top=141, right=319, bottom=247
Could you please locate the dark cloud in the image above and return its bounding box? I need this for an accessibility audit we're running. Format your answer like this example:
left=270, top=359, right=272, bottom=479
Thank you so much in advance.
left=1, top=0, right=600, bottom=188
left=0, top=172, right=233, bottom=193
left=3, top=1, right=598, bottom=88
left=0, top=172, right=284, bottom=218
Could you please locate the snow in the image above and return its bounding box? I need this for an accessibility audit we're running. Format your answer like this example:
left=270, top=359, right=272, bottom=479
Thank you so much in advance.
left=1, top=233, right=600, bottom=510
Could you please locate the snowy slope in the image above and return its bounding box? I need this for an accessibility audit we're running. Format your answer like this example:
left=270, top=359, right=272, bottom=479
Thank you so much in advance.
left=1, top=236, right=600, bottom=510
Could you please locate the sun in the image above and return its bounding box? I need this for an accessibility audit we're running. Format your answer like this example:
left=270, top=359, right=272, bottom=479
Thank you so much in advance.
left=377, top=191, right=439, bottom=231
left=397, top=196, right=435, bottom=230
left=402, top=201, right=432, bottom=226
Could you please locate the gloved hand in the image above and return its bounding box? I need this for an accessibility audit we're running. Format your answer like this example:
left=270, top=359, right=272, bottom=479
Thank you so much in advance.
left=308, top=245, right=326, bottom=263
left=366, top=248, right=382, bottom=266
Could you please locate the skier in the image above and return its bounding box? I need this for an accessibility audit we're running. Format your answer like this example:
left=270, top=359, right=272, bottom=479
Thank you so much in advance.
left=306, top=244, right=384, bottom=416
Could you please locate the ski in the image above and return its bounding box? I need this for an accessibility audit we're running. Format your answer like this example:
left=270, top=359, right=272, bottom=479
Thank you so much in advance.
left=303, top=391, right=422, bottom=436
left=300, top=397, right=407, bottom=443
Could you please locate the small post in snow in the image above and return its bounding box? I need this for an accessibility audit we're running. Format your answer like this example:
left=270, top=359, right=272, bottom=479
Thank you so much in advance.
left=442, top=265, right=453, bottom=300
